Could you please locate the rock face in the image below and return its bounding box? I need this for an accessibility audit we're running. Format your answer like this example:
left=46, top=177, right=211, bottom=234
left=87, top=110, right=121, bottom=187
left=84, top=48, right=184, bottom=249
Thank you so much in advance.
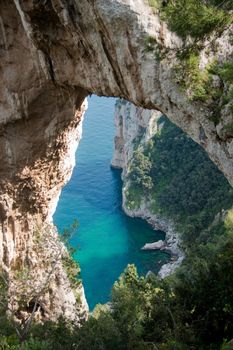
left=0, top=1, right=90, bottom=321
left=0, top=88, right=89, bottom=322
left=112, top=99, right=184, bottom=277
left=123, top=197, right=184, bottom=279
left=111, top=99, right=161, bottom=169
left=0, top=0, right=89, bottom=318
left=0, top=0, right=232, bottom=321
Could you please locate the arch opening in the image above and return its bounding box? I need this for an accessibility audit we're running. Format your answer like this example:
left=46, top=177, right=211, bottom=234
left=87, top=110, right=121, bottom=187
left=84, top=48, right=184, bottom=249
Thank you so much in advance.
left=54, top=96, right=169, bottom=310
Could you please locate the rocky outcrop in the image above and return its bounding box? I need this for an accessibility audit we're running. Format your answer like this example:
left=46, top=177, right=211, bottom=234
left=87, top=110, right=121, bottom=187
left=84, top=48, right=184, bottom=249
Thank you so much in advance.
left=0, top=91, right=89, bottom=322
left=0, top=0, right=232, bottom=321
left=111, top=99, right=161, bottom=170
left=0, top=1, right=90, bottom=322
left=0, top=0, right=89, bottom=316
left=141, top=240, right=165, bottom=250
left=112, top=99, right=184, bottom=277
left=123, top=197, right=184, bottom=278
left=8, top=223, right=89, bottom=324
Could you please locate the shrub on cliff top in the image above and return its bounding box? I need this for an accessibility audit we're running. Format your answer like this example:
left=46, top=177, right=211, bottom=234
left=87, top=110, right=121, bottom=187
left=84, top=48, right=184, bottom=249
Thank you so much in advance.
left=161, top=0, right=232, bottom=40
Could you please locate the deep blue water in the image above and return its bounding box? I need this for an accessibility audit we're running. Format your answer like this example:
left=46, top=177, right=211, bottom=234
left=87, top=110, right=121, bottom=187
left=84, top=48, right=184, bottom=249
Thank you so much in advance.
left=54, top=95, right=169, bottom=310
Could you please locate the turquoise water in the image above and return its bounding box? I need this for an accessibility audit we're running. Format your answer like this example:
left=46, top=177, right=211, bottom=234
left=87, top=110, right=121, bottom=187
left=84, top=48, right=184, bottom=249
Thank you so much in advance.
left=54, top=96, right=169, bottom=310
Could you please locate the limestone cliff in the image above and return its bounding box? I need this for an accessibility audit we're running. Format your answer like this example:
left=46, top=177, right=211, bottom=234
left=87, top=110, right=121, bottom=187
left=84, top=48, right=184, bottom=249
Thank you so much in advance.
left=0, top=93, right=89, bottom=322
left=111, top=99, right=161, bottom=170
left=0, top=1, right=90, bottom=321
left=111, top=99, right=184, bottom=277
left=112, top=98, right=233, bottom=278
left=0, top=0, right=232, bottom=321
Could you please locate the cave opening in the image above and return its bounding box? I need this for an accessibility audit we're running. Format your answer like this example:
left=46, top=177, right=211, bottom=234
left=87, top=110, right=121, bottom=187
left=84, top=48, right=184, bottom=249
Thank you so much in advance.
left=53, top=95, right=169, bottom=310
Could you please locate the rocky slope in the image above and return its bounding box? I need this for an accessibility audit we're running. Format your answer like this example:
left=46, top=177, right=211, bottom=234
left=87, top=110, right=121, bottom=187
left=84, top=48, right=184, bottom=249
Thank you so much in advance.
left=0, top=0, right=232, bottom=321
left=111, top=99, right=184, bottom=277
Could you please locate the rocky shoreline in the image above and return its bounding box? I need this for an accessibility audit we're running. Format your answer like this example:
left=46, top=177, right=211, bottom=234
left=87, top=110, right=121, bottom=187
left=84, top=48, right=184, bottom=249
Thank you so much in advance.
left=111, top=98, right=185, bottom=279
left=122, top=193, right=185, bottom=278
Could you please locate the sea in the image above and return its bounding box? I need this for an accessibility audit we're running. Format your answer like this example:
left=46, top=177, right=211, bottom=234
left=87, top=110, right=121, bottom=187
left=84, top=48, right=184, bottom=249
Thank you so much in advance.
left=54, top=95, right=169, bottom=310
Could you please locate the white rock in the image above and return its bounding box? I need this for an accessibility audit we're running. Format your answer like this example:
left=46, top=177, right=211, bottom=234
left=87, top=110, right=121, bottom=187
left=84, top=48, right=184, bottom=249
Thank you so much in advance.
left=141, top=240, right=165, bottom=250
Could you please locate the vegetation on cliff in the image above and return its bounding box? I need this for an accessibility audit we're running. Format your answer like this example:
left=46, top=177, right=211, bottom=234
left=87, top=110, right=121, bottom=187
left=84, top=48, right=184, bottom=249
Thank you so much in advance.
left=1, top=212, right=233, bottom=349
left=76, top=217, right=233, bottom=349
left=0, top=1, right=233, bottom=349
left=149, top=0, right=232, bottom=41
left=125, top=116, right=233, bottom=246
left=160, top=0, right=232, bottom=40
left=1, top=110, right=233, bottom=348
left=147, top=0, right=233, bottom=123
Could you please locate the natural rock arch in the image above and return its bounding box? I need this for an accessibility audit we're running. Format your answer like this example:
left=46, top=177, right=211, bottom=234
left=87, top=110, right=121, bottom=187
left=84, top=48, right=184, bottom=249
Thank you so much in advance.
left=0, top=0, right=232, bottom=320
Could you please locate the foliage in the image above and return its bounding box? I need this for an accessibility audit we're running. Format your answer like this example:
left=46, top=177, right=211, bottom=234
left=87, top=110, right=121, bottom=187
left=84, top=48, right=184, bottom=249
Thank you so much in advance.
left=73, top=305, right=122, bottom=350
left=125, top=148, right=153, bottom=209
left=127, top=149, right=153, bottom=190
left=60, top=220, right=82, bottom=292
left=146, top=0, right=233, bottom=112
left=160, top=0, right=232, bottom=40
left=77, top=226, right=233, bottom=349
left=1, top=103, right=233, bottom=350
left=119, top=114, right=233, bottom=348
left=214, top=60, right=233, bottom=114
left=124, top=186, right=143, bottom=210
left=19, top=338, right=51, bottom=350
left=218, top=61, right=233, bottom=84
left=171, top=55, right=232, bottom=123
left=173, top=53, right=222, bottom=102
left=62, top=254, right=81, bottom=291
left=126, top=116, right=233, bottom=246
left=221, top=340, right=233, bottom=350
left=1, top=213, right=233, bottom=350
left=144, top=35, right=169, bottom=61
left=11, top=233, right=231, bottom=350
left=173, top=55, right=233, bottom=119
left=127, top=149, right=153, bottom=189
left=171, top=221, right=233, bottom=346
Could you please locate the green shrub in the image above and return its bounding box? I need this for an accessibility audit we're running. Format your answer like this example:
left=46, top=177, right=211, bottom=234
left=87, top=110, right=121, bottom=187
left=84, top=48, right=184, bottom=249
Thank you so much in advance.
left=161, top=0, right=231, bottom=40
left=127, top=149, right=153, bottom=191
left=127, top=115, right=233, bottom=242
left=19, top=338, right=51, bottom=350
left=173, top=53, right=219, bottom=102
left=62, top=254, right=81, bottom=291
left=0, top=336, right=17, bottom=350
left=218, top=61, right=233, bottom=84
left=125, top=186, right=143, bottom=210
